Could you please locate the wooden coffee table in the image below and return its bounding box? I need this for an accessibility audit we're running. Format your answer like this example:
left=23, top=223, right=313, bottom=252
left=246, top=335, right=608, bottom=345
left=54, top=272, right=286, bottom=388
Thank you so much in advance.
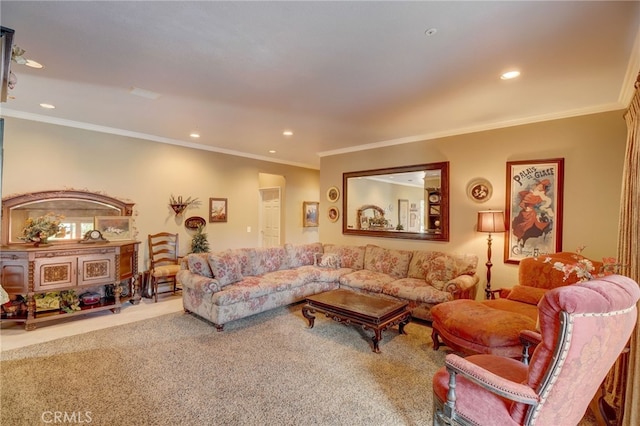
left=302, top=289, right=411, bottom=353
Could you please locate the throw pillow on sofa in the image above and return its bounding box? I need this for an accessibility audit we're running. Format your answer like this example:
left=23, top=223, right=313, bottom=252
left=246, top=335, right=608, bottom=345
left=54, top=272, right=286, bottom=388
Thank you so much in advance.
left=285, top=242, right=323, bottom=268
left=314, top=253, right=341, bottom=269
left=207, top=252, right=244, bottom=287
left=187, top=253, right=213, bottom=278
left=364, top=245, right=412, bottom=279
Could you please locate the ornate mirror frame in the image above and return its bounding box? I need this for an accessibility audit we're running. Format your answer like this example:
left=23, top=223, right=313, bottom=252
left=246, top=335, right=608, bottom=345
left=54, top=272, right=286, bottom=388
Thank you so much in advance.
left=342, top=162, right=449, bottom=241
left=1, top=190, right=134, bottom=245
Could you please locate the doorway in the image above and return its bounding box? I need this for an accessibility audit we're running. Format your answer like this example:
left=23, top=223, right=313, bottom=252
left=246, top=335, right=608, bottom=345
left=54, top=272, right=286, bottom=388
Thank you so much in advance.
left=259, top=187, right=281, bottom=247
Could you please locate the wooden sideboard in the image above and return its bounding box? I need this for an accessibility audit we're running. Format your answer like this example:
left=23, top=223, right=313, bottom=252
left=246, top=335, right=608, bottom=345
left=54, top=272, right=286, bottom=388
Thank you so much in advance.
left=1, top=240, right=141, bottom=330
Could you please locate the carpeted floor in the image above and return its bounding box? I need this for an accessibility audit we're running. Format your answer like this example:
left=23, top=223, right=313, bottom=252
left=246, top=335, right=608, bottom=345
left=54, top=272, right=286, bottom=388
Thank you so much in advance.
left=1, top=304, right=448, bottom=426
left=0, top=303, right=599, bottom=426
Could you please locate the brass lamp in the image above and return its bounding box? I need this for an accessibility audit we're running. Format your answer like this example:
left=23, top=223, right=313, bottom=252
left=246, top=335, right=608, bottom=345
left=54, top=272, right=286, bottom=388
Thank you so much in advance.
left=477, top=210, right=506, bottom=299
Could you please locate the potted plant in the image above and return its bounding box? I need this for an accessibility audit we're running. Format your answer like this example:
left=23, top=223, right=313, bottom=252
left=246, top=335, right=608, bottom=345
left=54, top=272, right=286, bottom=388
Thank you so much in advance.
left=190, top=225, right=210, bottom=253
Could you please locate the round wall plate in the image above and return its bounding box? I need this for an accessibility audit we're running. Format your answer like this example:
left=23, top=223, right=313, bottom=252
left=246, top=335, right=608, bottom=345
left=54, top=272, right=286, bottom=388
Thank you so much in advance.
left=185, top=216, right=206, bottom=230
left=328, top=206, right=340, bottom=222
left=467, top=178, right=493, bottom=203
left=326, top=186, right=340, bottom=203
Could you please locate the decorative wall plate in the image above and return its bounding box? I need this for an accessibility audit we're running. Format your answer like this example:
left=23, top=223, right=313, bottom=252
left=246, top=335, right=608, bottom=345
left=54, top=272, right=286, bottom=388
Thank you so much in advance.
left=467, top=178, right=493, bottom=203
left=326, top=186, right=340, bottom=203
left=185, top=216, right=206, bottom=230
left=328, top=206, right=340, bottom=222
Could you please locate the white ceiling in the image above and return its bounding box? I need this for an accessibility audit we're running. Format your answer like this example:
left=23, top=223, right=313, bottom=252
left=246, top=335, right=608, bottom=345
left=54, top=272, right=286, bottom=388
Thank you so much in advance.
left=1, top=1, right=639, bottom=169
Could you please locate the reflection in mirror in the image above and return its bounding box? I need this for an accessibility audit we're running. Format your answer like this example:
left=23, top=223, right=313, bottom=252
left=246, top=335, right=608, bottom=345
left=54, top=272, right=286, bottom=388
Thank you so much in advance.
left=343, top=162, right=449, bottom=241
left=2, top=190, right=134, bottom=245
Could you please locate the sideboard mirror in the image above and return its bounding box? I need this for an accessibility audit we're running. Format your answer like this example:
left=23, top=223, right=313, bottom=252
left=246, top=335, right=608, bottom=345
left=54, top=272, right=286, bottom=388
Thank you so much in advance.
left=343, top=162, right=449, bottom=241
left=2, top=190, right=134, bottom=245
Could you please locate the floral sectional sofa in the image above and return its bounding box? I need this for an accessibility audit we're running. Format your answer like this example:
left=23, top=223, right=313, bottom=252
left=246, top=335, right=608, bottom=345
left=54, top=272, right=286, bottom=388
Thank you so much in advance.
left=178, top=243, right=479, bottom=330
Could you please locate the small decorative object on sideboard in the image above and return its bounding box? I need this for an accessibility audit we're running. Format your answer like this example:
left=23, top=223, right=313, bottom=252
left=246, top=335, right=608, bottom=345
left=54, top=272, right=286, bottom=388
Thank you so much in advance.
left=80, top=229, right=108, bottom=243
left=79, top=292, right=101, bottom=306
left=169, top=195, right=199, bottom=216
left=18, top=212, right=64, bottom=246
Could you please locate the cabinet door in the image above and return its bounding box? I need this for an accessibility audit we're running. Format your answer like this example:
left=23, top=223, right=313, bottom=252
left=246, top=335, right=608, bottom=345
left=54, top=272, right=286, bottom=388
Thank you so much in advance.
left=118, top=243, right=136, bottom=280
left=34, top=256, right=76, bottom=291
left=78, top=253, right=116, bottom=287
left=0, top=252, right=28, bottom=293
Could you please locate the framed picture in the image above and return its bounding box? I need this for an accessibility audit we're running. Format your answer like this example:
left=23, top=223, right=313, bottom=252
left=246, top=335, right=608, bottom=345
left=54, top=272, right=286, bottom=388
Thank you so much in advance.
left=303, top=201, right=319, bottom=227
left=209, top=198, right=227, bottom=223
left=505, top=158, right=564, bottom=264
left=467, top=178, right=492, bottom=203
left=94, top=216, right=133, bottom=241
left=327, top=186, right=340, bottom=203
left=328, top=206, right=339, bottom=223
left=397, top=199, right=409, bottom=230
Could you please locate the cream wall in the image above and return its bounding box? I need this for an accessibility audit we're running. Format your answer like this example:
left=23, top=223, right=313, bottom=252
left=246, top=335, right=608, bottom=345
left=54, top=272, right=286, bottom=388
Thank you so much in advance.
left=1, top=117, right=320, bottom=270
left=319, top=111, right=628, bottom=297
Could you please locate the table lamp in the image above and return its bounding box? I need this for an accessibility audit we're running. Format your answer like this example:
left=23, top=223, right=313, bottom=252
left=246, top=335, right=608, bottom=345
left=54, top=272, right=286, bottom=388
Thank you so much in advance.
left=477, top=210, right=506, bottom=299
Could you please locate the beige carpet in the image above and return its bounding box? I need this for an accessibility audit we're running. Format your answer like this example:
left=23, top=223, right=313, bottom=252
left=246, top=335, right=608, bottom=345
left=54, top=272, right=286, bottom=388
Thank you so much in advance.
left=1, top=304, right=448, bottom=425
left=0, top=303, right=598, bottom=426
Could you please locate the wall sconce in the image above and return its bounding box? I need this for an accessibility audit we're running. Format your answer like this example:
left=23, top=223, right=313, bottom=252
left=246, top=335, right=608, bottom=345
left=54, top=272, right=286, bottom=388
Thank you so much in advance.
left=477, top=210, right=506, bottom=299
left=169, top=195, right=199, bottom=216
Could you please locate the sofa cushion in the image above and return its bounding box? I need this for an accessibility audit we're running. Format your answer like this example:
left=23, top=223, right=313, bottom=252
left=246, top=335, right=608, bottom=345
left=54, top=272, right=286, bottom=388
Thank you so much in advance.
left=228, top=248, right=256, bottom=276
left=323, top=244, right=365, bottom=270
left=252, top=246, right=288, bottom=275
left=339, top=270, right=395, bottom=293
left=207, top=252, right=244, bottom=287
left=186, top=253, right=213, bottom=278
left=407, top=250, right=439, bottom=279
left=285, top=243, right=323, bottom=268
left=364, top=245, right=412, bottom=279
left=382, top=277, right=453, bottom=304
left=297, top=265, right=354, bottom=282
left=425, top=254, right=478, bottom=291
left=506, top=285, right=547, bottom=305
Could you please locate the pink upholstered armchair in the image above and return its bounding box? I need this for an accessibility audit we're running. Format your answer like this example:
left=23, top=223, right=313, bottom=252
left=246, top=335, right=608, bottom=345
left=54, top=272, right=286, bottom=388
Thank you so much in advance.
left=432, top=275, right=639, bottom=426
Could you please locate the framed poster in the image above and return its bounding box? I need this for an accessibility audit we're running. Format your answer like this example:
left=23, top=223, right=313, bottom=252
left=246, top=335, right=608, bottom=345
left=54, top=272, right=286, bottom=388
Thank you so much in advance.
left=303, top=201, right=319, bottom=227
left=209, top=198, right=228, bottom=223
left=504, top=158, right=564, bottom=264
left=94, top=216, right=133, bottom=241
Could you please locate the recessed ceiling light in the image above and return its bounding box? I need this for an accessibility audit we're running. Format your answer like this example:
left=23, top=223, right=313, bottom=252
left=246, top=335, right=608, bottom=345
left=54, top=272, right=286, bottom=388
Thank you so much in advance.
left=39, top=103, right=55, bottom=109
left=190, top=133, right=200, bottom=138
left=25, top=59, right=44, bottom=69
left=269, top=150, right=276, bottom=154
left=501, top=70, right=521, bottom=80
left=425, top=28, right=438, bottom=36
left=283, top=130, right=293, bottom=136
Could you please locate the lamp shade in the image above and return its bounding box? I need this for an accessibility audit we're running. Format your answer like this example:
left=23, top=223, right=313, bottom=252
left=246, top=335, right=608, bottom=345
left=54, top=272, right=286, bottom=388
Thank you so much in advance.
left=477, top=210, right=506, bottom=233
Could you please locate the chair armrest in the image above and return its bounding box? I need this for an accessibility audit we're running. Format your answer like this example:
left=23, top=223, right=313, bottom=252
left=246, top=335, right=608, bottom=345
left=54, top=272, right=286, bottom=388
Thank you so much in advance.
left=444, top=354, right=539, bottom=405
left=444, top=275, right=479, bottom=299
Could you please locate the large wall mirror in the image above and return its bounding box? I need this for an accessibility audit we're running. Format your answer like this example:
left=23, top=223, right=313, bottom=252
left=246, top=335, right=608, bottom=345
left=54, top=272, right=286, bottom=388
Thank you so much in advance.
left=2, top=190, right=134, bottom=245
left=343, top=162, right=449, bottom=241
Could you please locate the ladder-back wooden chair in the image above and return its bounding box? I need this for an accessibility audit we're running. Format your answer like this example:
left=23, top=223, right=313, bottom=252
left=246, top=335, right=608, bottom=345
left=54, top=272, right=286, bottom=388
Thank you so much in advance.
left=148, top=232, right=180, bottom=302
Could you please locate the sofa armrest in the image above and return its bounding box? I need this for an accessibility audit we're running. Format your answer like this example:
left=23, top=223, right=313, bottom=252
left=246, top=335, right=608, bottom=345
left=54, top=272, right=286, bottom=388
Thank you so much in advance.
left=177, top=270, right=221, bottom=294
left=444, top=274, right=479, bottom=299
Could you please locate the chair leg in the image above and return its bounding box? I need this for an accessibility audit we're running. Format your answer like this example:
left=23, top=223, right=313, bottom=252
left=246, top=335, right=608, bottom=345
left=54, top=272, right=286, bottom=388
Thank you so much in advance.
left=153, top=276, right=158, bottom=303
